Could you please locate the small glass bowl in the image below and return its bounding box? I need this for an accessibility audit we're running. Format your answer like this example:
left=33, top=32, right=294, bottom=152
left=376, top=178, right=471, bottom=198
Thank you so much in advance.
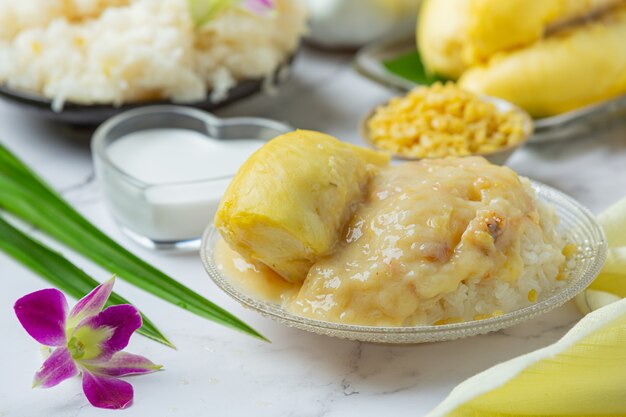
left=360, top=95, right=534, bottom=165
left=92, top=105, right=292, bottom=251
left=201, top=181, right=606, bottom=343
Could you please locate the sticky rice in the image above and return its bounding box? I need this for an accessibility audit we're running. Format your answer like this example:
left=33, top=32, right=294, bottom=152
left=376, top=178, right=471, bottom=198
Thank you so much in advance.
left=0, top=0, right=307, bottom=110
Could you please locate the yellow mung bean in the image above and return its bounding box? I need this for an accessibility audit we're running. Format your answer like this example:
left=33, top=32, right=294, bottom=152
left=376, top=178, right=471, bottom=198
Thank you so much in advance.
left=368, top=83, right=526, bottom=158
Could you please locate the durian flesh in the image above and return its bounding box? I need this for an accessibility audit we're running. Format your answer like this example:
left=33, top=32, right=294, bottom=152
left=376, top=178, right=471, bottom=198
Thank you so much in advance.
left=418, top=0, right=626, bottom=116
left=465, top=0, right=623, bottom=66
left=418, top=0, right=623, bottom=78
left=215, top=130, right=390, bottom=283
left=417, top=0, right=472, bottom=80
left=459, top=3, right=626, bottom=117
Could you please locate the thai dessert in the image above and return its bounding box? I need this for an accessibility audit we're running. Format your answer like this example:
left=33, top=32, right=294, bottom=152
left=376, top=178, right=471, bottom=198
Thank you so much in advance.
left=215, top=131, right=570, bottom=326
left=366, top=83, right=528, bottom=159
left=0, top=0, right=307, bottom=110
left=417, top=0, right=626, bottom=117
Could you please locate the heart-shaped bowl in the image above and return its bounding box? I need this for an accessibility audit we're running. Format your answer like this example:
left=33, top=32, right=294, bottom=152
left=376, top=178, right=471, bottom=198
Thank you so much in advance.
left=92, top=105, right=293, bottom=251
left=201, top=182, right=607, bottom=343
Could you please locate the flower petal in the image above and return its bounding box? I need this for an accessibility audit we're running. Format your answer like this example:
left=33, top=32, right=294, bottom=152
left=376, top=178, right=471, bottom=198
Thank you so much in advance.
left=33, top=347, right=78, bottom=388
left=14, top=288, right=68, bottom=346
left=82, top=371, right=133, bottom=410
left=84, top=352, right=162, bottom=377
left=67, top=277, right=115, bottom=327
left=242, top=0, right=274, bottom=14
left=74, top=304, right=142, bottom=361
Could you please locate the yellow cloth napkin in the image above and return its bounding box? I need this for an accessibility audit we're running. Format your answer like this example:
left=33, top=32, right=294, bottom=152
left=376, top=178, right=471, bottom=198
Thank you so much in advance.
left=426, top=197, right=626, bottom=417
left=426, top=298, right=626, bottom=417
left=576, top=197, right=626, bottom=312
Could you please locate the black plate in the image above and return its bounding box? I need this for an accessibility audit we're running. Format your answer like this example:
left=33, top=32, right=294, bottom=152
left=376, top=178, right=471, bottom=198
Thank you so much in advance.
left=0, top=59, right=294, bottom=126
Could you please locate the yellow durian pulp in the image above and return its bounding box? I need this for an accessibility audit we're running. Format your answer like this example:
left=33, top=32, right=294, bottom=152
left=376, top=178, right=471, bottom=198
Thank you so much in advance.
left=464, top=0, right=623, bottom=65
left=459, top=3, right=626, bottom=117
left=418, top=0, right=624, bottom=79
left=215, top=130, right=390, bottom=283
left=417, top=0, right=472, bottom=80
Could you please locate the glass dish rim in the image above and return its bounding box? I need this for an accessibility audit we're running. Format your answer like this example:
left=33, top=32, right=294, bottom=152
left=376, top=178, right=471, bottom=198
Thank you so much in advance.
left=200, top=181, right=607, bottom=338
left=91, top=105, right=294, bottom=190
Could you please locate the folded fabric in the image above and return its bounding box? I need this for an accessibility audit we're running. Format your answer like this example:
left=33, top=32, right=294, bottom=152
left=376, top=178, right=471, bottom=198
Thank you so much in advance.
left=426, top=297, right=626, bottom=417
left=427, top=196, right=626, bottom=417
left=576, top=196, right=626, bottom=312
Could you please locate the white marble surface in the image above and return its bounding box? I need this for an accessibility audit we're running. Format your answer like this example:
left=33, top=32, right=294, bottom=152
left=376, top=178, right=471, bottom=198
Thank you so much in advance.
left=1, top=46, right=625, bottom=417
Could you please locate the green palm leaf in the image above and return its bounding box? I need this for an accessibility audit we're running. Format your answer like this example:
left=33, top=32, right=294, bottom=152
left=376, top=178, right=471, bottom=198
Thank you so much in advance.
left=0, top=216, right=172, bottom=347
left=0, top=142, right=266, bottom=342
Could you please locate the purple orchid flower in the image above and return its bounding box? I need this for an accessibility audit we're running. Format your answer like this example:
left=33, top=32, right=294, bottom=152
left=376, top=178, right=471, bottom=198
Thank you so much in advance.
left=189, top=0, right=276, bottom=26
left=14, top=277, right=162, bottom=410
left=241, top=0, right=275, bottom=15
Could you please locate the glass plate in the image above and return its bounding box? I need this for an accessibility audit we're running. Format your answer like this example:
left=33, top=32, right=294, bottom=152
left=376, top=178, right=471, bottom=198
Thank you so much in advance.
left=354, top=33, right=626, bottom=144
left=200, top=181, right=607, bottom=343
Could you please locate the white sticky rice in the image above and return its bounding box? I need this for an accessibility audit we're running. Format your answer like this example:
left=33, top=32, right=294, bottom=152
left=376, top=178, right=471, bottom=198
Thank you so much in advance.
left=0, top=0, right=307, bottom=111
left=420, top=179, right=568, bottom=325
